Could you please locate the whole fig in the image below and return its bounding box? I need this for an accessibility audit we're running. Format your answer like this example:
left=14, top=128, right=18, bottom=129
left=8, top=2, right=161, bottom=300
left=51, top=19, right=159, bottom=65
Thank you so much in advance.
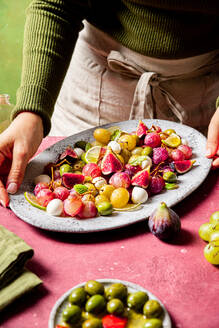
left=148, top=202, right=181, bottom=240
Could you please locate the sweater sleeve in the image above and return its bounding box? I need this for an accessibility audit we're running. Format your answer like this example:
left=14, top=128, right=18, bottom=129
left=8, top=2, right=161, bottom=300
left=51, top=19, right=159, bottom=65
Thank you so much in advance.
left=216, top=97, right=219, bottom=109
left=12, top=0, right=90, bottom=136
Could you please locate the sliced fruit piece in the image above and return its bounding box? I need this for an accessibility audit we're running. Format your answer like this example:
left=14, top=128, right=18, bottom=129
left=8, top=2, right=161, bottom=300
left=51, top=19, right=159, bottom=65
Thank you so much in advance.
left=101, top=148, right=123, bottom=175
left=136, top=120, right=148, bottom=138
left=58, top=146, right=78, bottom=162
left=162, top=133, right=181, bottom=148
left=174, top=160, right=195, bottom=174
left=131, top=168, right=150, bottom=189
left=62, top=173, right=85, bottom=189
left=24, top=192, right=46, bottom=211
left=84, top=146, right=101, bottom=164
left=114, top=203, right=141, bottom=211
left=102, top=314, right=127, bottom=328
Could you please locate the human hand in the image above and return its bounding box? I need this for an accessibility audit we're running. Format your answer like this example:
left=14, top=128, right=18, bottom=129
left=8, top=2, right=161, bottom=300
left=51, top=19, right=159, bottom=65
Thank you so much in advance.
left=0, top=112, right=44, bottom=207
left=206, top=107, right=219, bottom=168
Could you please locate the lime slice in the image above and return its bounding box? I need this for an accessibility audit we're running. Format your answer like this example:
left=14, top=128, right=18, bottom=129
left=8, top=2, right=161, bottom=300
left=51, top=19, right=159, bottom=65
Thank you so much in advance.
left=24, top=192, right=46, bottom=211
left=114, top=203, right=141, bottom=211
left=162, top=133, right=181, bottom=148
left=84, top=146, right=101, bottom=163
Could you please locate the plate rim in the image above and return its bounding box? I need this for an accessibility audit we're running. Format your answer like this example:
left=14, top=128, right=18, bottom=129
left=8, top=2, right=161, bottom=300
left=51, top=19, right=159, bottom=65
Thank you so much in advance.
left=9, top=119, right=212, bottom=233
left=48, top=278, right=172, bottom=328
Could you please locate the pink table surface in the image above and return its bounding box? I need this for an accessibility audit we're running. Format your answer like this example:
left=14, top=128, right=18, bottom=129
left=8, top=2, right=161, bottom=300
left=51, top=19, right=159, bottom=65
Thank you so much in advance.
left=0, top=137, right=218, bottom=328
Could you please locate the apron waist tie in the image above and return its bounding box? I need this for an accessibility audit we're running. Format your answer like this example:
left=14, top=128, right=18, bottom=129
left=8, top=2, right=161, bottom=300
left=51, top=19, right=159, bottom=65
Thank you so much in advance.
left=107, top=50, right=185, bottom=122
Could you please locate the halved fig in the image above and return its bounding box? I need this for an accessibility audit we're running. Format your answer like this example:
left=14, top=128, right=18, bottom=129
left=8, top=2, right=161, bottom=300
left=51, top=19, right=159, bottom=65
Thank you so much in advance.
left=101, top=149, right=123, bottom=175
left=58, top=146, right=78, bottom=163
left=62, top=172, right=85, bottom=189
left=174, top=160, right=195, bottom=174
left=131, top=168, right=150, bottom=189
left=136, top=120, right=148, bottom=138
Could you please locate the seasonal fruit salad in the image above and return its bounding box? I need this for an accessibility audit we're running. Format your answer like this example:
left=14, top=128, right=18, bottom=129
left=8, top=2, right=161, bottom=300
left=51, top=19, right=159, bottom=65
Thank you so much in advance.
left=25, top=120, right=195, bottom=219
left=56, top=280, right=165, bottom=328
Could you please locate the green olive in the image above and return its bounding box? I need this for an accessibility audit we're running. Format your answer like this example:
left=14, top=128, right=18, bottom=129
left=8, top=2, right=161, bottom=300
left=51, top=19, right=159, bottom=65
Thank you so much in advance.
left=143, top=300, right=163, bottom=318
left=165, top=182, right=178, bottom=190
left=85, top=280, right=104, bottom=295
left=127, top=291, right=149, bottom=311
left=97, top=201, right=113, bottom=216
left=59, top=164, right=73, bottom=176
left=105, top=283, right=128, bottom=301
left=74, top=140, right=87, bottom=150
left=163, top=171, right=177, bottom=183
left=73, top=160, right=85, bottom=171
left=62, top=304, right=82, bottom=324
left=68, top=287, right=87, bottom=306
left=82, top=318, right=102, bottom=328
left=107, top=298, right=124, bottom=315
left=85, top=294, right=106, bottom=314
left=144, top=318, right=163, bottom=328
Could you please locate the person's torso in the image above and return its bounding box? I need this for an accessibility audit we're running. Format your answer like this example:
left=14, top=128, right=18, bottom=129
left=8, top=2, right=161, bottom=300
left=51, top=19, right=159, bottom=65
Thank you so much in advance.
left=87, top=0, right=219, bottom=58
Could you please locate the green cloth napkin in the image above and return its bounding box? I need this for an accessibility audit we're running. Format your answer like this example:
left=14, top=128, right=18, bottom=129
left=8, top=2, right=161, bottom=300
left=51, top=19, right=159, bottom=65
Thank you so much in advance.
left=0, top=269, right=42, bottom=311
left=0, top=225, right=42, bottom=311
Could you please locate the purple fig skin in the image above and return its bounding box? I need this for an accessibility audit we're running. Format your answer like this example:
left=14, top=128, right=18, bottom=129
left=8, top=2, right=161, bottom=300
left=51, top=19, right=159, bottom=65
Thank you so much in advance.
left=58, top=146, right=78, bottom=163
left=148, top=202, right=181, bottom=240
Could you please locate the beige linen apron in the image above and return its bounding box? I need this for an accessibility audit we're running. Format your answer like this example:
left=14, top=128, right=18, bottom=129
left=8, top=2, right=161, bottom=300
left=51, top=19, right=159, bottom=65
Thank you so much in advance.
left=50, top=20, right=219, bottom=136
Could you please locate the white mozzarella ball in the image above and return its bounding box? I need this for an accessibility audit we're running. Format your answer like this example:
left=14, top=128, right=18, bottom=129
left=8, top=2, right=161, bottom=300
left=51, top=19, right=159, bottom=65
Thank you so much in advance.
left=34, top=174, right=51, bottom=185
left=46, top=199, right=64, bottom=216
left=73, top=147, right=85, bottom=158
left=92, top=176, right=107, bottom=189
left=131, top=187, right=148, bottom=204
left=140, top=156, right=152, bottom=169
left=108, top=141, right=121, bottom=153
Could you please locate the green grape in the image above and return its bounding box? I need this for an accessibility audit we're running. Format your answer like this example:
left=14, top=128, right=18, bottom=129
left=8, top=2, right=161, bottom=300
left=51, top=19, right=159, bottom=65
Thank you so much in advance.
left=60, top=164, right=73, bottom=176
left=209, top=231, right=219, bottom=242
left=209, top=211, right=219, bottom=224
left=204, top=240, right=219, bottom=265
left=198, top=222, right=219, bottom=242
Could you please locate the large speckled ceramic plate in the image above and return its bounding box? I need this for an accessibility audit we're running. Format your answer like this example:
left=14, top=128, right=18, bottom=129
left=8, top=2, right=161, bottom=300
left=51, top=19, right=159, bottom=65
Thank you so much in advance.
left=9, top=119, right=212, bottom=233
left=48, top=279, right=172, bottom=328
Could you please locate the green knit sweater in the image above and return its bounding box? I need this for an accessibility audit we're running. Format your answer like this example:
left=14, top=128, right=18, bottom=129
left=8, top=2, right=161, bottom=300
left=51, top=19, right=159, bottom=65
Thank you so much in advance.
left=13, top=0, right=219, bottom=135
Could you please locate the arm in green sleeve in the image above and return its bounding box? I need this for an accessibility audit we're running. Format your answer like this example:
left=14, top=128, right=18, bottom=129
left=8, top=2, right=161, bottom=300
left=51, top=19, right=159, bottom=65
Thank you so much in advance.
left=12, top=0, right=90, bottom=136
left=216, top=97, right=219, bottom=109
